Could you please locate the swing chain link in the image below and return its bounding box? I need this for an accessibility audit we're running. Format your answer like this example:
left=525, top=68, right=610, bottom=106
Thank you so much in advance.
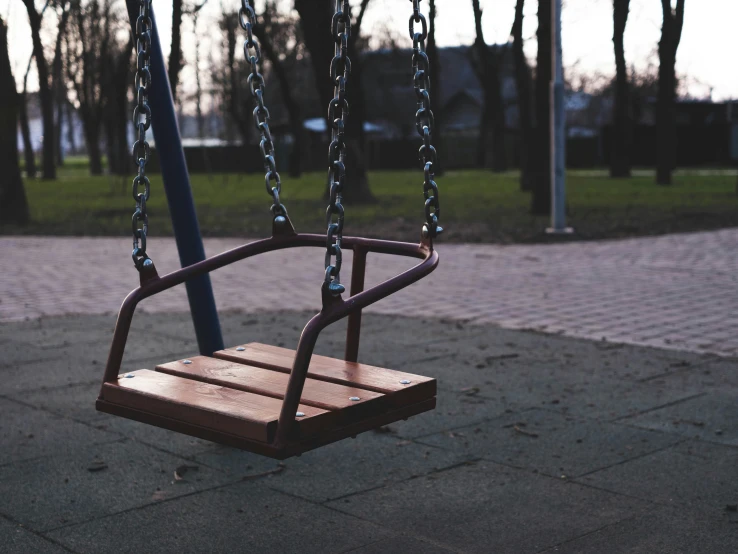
left=324, top=0, right=352, bottom=295
left=130, top=0, right=153, bottom=270
left=239, top=0, right=287, bottom=221
left=409, top=0, right=441, bottom=240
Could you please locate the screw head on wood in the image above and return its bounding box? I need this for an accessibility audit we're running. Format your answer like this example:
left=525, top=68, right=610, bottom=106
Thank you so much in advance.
left=124, top=373, right=135, bottom=378
left=400, top=379, right=411, bottom=385
left=182, top=359, right=192, bottom=365
left=236, top=347, right=245, bottom=351
left=296, top=412, right=305, bottom=417
left=349, top=396, right=360, bottom=402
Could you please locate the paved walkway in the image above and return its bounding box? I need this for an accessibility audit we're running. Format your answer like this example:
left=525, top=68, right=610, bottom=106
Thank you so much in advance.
left=2, top=229, right=737, bottom=356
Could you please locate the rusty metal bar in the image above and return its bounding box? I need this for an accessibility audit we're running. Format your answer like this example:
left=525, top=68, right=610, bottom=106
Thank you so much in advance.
left=345, top=245, right=368, bottom=362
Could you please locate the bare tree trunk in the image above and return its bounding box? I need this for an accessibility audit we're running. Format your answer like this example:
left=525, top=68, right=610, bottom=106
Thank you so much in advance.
left=169, top=0, right=184, bottom=103
left=611, top=0, right=631, bottom=178
left=512, top=0, right=534, bottom=190
left=19, top=53, right=37, bottom=177
left=224, top=13, right=251, bottom=143
left=103, top=39, right=132, bottom=176
left=86, top=119, right=104, bottom=175
left=19, top=95, right=36, bottom=179
left=22, top=0, right=56, bottom=180
left=0, top=16, right=29, bottom=225
left=656, top=0, right=685, bottom=185
left=531, top=0, right=552, bottom=215
left=194, top=14, right=204, bottom=140
left=295, top=0, right=375, bottom=203
left=427, top=0, right=443, bottom=175
left=471, top=0, right=507, bottom=171
left=66, top=99, right=76, bottom=154
left=253, top=11, right=304, bottom=177
left=51, top=1, right=70, bottom=167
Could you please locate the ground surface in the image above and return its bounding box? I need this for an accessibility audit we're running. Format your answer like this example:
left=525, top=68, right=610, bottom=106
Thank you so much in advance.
left=1, top=311, right=737, bottom=554
left=3, top=229, right=738, bottom=356
left=5, top=166, right=738, bottom=242
left=2, top=229, right=738, bottom=552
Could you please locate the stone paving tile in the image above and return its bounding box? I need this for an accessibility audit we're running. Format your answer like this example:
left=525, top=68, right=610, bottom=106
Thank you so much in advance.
left=642, top=357, right=738, bottom=392
left=624, top=392, right=738, bottom=446
left=0, top=397, right=117, bottom=466
left=260, top=432, right=471, bottom=503
left=0, top=517, right=70, bottom=554
left=348, top=535, right=458, bottom=553
left=578, top=440, right=738, bottom=516
left=410, top=355, right=702, bottom=422
left=0, top=339, right=60, bottom=367
left=47, top=480, right=394, bottom=554
left=0, top=439, right=234, bottom=532
left=15, top=381, right=219, bottom=459
left=326, top=460, right=649, bottom=553
left=541, top=508, right=738, bottom=553
left=0, top=330, right=197, bottom=396
left=416, top=408, right=682, bottom=478
left=387, top=389, right=514, bottom=439
left=4, top=230, right=738, bottom=356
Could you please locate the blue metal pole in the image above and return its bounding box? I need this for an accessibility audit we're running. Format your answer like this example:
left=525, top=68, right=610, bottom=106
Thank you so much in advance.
left=547, top=0, right=573, bottom=235
left=126, top=0, right=224, bottom=355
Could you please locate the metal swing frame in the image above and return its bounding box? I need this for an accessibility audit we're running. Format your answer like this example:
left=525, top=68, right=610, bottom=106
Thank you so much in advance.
left=98, top=1, right=440, bottom=458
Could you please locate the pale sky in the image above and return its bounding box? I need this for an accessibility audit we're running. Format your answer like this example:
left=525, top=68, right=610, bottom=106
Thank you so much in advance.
left=3, top=0, right=737, bottom=101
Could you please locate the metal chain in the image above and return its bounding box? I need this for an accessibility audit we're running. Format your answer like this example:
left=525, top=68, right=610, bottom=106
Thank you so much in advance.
left=409, top=0, right=442, bottom=240
left=131, top=0, right=153, bottom=269
left=238, top=0, right=288, bottom=223
left=324, top=0, right=352, bottom=295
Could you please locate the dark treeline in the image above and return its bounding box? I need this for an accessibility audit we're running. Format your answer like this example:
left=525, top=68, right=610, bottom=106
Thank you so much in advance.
left=8, top=0, right=699, bottom=230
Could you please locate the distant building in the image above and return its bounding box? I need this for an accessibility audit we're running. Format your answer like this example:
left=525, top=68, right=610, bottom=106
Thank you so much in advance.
left=361, top=45, right=518, bottom=138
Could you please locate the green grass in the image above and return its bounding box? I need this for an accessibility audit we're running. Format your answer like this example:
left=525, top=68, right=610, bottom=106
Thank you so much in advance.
left=6, top=166, right=738, bottom=243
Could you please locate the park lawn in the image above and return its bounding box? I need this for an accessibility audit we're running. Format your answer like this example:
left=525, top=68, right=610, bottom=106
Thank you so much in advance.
left=6, top=166, right=738, bottom=243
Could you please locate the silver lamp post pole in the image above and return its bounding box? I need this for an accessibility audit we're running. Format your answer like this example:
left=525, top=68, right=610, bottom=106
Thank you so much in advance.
left=547, top=0, right=573, bottom=235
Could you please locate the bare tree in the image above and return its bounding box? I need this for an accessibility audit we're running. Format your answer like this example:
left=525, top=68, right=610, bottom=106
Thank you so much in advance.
left=531, top=0, right=552, bottom=215
left=0, top=17, right=30, bottom=225
left=219, top=10, right=252, bottom=142
left=102, top=35, right=134, bottom=176
left=253, top=2, right=306, bottom=177
left=19, top=55, right=37, bottom=178
left=471, top=0, right=507, bottom=171
left=610, top=0, right=631, bottom=177
left=427, top=0, right=442, bottom=174
left=21, top=0, right=56, bottom=179
left=656, top=0, right=685, bottom=185
left=295, top=0, right=375, bottom=203
left=169, top=0, right=184, bottom=102
left=511, top=0, right=533, bottom=190
left=51, top=0, right=71, bottom=167
left=67, top=0, right=129, bottom=175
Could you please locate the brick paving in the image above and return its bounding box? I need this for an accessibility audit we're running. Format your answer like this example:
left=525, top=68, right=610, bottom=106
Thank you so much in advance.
left=2, top=228, right=737, bottom=355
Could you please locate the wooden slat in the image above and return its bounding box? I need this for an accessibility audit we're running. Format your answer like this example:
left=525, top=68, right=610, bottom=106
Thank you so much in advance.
left=102, top=369, right=329, bottom=443
left=214, top=343, right=436, bottom=405
left=156, top=356, right=385, bottom=412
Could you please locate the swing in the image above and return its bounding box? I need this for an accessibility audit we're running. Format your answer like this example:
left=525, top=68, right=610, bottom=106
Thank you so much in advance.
left=96, top=0, right=443, bottom=459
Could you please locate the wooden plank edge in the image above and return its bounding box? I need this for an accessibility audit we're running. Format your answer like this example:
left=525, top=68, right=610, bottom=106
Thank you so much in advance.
left=101, top=382, right=276, bottom=443
left=96, top=396, right=436, bottom=460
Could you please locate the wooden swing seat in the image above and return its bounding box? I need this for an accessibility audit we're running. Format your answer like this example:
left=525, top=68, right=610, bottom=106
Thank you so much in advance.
left=96, top=233, right=440, bottom=459
left=97, top=343, right=435, bottom=458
